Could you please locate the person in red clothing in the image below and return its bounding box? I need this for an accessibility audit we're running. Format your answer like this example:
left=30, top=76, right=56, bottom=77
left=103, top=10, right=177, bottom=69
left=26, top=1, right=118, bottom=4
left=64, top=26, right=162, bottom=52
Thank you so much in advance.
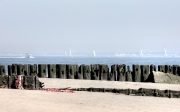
left=15, top=75, right=24, bottom=89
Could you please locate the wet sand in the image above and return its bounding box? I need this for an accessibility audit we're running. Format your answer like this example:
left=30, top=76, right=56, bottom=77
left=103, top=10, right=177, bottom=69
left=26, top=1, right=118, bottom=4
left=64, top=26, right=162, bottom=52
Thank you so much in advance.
left=0, top=79, right=179, bottom=112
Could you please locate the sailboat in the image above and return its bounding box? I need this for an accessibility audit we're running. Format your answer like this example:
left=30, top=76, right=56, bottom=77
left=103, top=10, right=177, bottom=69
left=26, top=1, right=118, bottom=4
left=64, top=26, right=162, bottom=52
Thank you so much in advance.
left=93, top=50, right=96, bottom=57
left=65, top=52, right=67, bottom=56
left=164, top=48, right=167, bottom=57
left=140, top=50, right=143, bottom=57
left=69, top=49, right=72, bottom=57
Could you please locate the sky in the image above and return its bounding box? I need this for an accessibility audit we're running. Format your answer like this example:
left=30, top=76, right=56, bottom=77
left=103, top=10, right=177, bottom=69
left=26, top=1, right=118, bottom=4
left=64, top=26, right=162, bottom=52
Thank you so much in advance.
left=0, top=0, right=180, bottom=54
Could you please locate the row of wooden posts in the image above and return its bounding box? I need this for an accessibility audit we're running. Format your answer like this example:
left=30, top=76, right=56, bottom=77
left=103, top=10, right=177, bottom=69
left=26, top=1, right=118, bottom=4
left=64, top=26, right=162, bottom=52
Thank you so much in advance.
left=0, top=64, right=179, bottom=82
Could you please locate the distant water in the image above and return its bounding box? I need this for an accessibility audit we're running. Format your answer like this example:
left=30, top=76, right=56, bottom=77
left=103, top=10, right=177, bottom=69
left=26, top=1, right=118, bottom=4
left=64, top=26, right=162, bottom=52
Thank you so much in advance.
left=0, top=56, right=180, bottom=69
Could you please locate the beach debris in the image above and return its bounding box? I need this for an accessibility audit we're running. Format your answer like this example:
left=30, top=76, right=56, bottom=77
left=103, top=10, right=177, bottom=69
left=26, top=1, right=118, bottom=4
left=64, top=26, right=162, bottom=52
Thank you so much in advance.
left=41, top=87, right=74, bottom=93
left=39, top=82, right=45, bottom=88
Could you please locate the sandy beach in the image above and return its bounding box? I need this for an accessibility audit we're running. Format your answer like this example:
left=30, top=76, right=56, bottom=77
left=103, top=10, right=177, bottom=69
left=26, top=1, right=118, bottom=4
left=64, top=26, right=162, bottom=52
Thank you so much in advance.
left=0, top=79, right=180, bottom=112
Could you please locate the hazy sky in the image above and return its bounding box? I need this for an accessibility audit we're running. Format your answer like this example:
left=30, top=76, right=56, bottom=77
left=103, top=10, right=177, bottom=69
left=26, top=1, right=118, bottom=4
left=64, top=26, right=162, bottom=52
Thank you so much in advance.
left=0, top=0, right=180, bottom=53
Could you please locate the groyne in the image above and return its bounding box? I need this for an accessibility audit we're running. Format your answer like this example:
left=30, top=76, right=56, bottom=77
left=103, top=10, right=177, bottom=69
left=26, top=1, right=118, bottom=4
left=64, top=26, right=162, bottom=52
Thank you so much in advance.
left=75, top=88, right=180, bottom=98
left=0, top=64, right=179, bottom=82
left=0, top=64, right=180, bottom=98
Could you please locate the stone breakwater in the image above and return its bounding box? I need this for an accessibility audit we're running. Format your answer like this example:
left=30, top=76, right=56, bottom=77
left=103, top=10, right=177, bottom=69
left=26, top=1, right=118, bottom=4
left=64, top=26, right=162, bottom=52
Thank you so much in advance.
left=0, top=64, right=179, bottom=82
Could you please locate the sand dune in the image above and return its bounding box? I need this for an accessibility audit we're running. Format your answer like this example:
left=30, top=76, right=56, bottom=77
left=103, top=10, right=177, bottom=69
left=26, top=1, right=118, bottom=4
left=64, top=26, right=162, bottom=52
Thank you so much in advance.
left=0, top=79, right=180, bottom=112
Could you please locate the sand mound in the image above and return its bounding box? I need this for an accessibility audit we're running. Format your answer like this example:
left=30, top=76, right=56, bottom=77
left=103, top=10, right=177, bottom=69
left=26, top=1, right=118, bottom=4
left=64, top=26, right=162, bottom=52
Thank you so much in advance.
left=152, top=71, right=180, bottom=84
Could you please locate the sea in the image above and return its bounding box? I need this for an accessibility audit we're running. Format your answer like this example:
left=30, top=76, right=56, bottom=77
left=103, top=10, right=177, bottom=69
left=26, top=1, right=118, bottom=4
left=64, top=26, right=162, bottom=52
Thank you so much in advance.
left=0, top=56, right=180, bottom=74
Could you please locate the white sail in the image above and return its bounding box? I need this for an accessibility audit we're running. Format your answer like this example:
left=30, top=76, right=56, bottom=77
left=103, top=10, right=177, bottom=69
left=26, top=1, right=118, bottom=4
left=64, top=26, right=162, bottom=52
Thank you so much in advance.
left=164, top=48, right=167, bottom=57
left=93, top=50, right=96, bottom=57
left=69, top=49, right=72, bottom=57
left=140, top=50, right=143, bottom=57
left=65, top=52, right=67, bottom=56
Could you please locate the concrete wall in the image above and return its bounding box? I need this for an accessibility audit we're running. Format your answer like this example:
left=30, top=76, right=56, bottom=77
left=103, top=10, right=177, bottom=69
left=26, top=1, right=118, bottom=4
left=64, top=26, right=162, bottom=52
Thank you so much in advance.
left=2, top=64, right=180, bottom=82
